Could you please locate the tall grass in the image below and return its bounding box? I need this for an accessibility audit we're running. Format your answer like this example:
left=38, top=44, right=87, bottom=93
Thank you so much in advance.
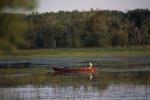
left=0, top=68, right=49, bottom=75
left=0, top=47, right=150, bottom=58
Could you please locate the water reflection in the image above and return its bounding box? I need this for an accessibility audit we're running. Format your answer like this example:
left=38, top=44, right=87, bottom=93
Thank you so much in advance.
left=53, top=71, right=94, bottom=80
left=0, top=56, right=150, bottom=99
left=0, top=56, right=150, bottom=68
left=0, top=71, right=149, bottom=100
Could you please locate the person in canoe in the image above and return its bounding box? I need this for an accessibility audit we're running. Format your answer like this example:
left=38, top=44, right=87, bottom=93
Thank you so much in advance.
left=89, top=62, right=92, bottom=69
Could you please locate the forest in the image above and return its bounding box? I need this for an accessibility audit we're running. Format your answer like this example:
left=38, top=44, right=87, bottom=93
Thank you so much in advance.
left=0, top=9, right=150, bottom=51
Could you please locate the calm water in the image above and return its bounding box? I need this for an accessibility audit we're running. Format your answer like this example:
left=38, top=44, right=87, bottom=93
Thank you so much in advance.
left=0, top=56, right=150, bottom=100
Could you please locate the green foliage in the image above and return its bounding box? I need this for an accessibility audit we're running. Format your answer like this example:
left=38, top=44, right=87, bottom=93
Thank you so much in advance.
left=0, top=14, right=27, bottom=51
left=0, top=0, right=36, bottom=53
left=0, top=0, right=36, bottom=10
left=23, top=9, right=150, bottom=49
left=0, top=8, right=150, bottom=52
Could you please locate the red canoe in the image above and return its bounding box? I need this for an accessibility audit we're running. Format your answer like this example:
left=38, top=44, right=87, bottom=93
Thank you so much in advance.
left=52, top=66, right=96, bottom=73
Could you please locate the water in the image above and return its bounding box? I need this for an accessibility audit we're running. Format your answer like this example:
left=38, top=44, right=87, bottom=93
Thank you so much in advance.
left=0, top=56, right=150, bottom=100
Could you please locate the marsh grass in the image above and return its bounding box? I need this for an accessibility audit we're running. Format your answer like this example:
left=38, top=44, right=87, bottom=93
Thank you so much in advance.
left=0, top=47, right=149, bottom=58
left=0, top=67, right=49, bottom=75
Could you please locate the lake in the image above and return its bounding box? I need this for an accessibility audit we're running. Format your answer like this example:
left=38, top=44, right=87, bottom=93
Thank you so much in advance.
left=0, top=56, right=150, bottom=100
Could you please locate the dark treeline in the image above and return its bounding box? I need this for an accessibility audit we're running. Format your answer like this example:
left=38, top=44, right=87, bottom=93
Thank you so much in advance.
left=3, top=9, right=150, bottom=50
left=24, top=9, right=150, bottom=49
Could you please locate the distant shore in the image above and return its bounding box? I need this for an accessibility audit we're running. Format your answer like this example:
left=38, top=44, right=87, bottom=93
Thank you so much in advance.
left=0, top=47, right=149, bottom=58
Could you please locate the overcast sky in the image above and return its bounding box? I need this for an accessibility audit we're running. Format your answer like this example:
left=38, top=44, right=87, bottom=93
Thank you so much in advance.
left=36, top=0, right=150, bottom=13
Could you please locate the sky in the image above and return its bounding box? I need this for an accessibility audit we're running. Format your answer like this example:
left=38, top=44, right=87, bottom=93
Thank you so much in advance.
left=35, top=0, right=150, bottom=13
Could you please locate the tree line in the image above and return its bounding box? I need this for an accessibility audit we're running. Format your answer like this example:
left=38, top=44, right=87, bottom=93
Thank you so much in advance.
left=1, top=9, right=150, bottom=51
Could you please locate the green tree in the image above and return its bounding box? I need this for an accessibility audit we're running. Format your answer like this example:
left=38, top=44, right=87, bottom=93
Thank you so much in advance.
left=0, top=0, right=36, bottom=53
left=24, top=9, right=150, bottom=49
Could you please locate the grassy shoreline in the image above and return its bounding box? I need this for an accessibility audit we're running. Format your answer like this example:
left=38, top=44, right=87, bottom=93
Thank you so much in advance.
left=0, top=47, right=150, bottom=58
left=0, top=67, right=50, bottom=75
